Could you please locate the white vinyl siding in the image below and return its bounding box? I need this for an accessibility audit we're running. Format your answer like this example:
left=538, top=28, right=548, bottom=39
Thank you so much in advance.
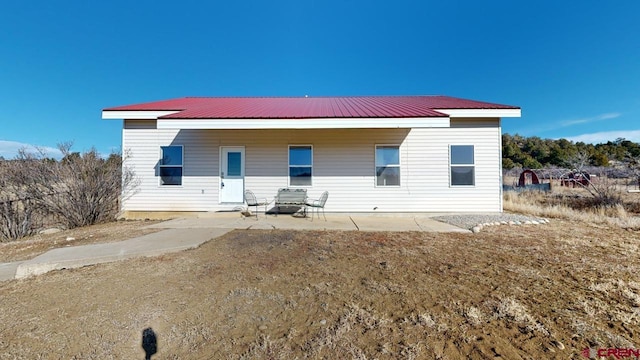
left=121, top=118, right=502, bottom=213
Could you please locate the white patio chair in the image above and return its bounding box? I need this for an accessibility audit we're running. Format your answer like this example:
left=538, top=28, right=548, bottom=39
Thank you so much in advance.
left=305, top=191, right=328, bottom=221
left=244, top=190, right=270, bottom=219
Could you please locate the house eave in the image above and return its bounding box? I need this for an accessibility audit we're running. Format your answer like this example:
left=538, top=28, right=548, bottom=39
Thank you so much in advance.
left=154, top=117, right=451, bottom=130
left=102, top=110, right=180, bottom=119
left=436, top=108, right=521, bottom=118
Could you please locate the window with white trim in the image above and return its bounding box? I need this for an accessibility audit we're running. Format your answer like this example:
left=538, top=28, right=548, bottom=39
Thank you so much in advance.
left=450, top=145, right=474, bottom=186
left=375, top=145, right=400, bottom=186
left=159, top=146, right=183, bottom=186
left=289, top=145, right=312, bottom=186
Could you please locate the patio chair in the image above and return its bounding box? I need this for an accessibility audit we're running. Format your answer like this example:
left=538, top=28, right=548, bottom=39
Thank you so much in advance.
left=244, top=190, right=270, bottom=219
left=305, top=191, right=329, bottom=221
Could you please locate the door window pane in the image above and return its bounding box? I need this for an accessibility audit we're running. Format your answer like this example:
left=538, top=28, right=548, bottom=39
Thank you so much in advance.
left=227, top=152, right=242, bottom=176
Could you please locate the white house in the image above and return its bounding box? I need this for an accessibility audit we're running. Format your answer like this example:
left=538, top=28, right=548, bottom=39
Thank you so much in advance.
left=102, top=96, right=520, bottom=217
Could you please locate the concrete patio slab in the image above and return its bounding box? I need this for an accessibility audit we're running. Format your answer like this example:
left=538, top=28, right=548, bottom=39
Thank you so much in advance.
left=147, top=212, right=469, bottom=233
left=146, top=212, right=359, bottom=231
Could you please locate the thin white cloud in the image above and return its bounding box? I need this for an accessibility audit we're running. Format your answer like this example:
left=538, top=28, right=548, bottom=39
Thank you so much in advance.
left=0, top=140, right=63, bottom=159
left=560, top=112, right=621, bottom=127
left=564, top=130, right=640, bottom=144
left=517, top=112, right=623, bottom=136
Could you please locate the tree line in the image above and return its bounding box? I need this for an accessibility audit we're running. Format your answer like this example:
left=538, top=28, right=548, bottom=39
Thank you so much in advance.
left=502, top=134, right=640, bottom=170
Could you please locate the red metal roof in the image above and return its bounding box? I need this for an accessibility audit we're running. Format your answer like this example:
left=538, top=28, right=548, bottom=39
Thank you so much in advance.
left=104, top=96, right=519, bottom=119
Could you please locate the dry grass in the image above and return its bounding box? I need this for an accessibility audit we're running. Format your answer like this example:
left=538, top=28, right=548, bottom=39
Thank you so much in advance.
left=1, top=218, right=640, bottom=358
left=493, top=297, right=550, bottom=336
left=504, top=187, right=640, bottom=229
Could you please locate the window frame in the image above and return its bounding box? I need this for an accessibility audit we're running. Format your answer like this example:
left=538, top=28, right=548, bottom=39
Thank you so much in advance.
left=375, top=144, right=401, bottom=187
left=288, top=144, right=313, bottom=187
left=449, top=144, right=475, bottom=187
left=159, top=145, right=184, bottom=186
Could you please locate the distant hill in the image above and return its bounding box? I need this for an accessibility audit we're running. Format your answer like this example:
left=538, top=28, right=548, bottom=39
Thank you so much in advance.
left=502, top=134, right=640, bottom=169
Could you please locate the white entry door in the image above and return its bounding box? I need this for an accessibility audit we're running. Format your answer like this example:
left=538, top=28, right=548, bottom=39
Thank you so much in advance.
left=220, top=147, right=245, bottom=203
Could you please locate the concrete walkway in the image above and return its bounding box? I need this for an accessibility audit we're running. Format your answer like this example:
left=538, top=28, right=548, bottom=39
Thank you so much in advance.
left=1, top=213, right=468, bottom=281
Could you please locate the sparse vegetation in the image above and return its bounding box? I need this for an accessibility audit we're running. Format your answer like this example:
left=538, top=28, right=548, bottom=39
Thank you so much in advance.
left=503, top=185, right=640, bottom=229
left=1, top=219, right=640, bottom=358
left=0, top=144, right=138, bottom=241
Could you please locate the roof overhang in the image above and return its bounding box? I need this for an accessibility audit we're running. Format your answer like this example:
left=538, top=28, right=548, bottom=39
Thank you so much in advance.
left=435, top=108, right=521, bottom=118
left=102, top=110, right=180, bottom=119
left=102, top=107, right=520, bottom=129
left=155, top=117, right=450, bottom=130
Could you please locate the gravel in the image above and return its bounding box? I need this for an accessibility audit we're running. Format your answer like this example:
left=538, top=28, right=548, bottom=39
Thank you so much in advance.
left=432, top=213, right=550, bottom=231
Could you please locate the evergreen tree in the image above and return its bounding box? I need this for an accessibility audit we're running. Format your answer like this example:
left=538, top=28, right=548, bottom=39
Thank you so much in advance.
left=501, top=134, right=639, bottom=169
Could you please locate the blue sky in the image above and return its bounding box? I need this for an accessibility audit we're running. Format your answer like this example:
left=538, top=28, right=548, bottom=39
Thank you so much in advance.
left=1, top=0, right=639, bottom=158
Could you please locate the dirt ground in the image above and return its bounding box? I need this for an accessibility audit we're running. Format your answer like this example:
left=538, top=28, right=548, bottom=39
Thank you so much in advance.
left=1, top=219, right=639, bottom=359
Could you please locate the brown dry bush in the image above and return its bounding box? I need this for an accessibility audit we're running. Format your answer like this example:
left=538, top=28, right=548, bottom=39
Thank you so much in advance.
left=0, top=158, right=46, bottom=240
left=0, top=144, right=138, bottom=241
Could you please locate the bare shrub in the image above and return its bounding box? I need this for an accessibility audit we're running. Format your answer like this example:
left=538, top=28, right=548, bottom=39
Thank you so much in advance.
left=0, top=144, right=138, bottom=240
left=565, top=150, right=591, bottom=173
left=0, top=199, right=41, bottom=241
left=58, top=147, right=137, bottom=227
left=18, top=144, right=137, bottom=228
left=578, top=175, right=623, bottom=208
left=563, top=152, right=624, bottom=208
left=0, top=158, right=46, bottom=240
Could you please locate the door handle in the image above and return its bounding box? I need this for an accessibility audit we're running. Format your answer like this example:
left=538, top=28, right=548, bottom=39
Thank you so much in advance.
left=221, top=181, right=225, bottom=188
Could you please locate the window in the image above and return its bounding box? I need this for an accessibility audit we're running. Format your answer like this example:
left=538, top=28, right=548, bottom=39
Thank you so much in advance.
left=376, top=145, right=400, bottom=186
left=289, top=145, right=312, bottom=186
left=226, top=152, right=242, bottom=176
left=450, top=145, right=474, bottom=186
left=159, top=146, right=183, bottom=186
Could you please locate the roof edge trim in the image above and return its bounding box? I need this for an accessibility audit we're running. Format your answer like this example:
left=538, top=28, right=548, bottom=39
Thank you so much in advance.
left=102, top=110, right=181, bottom=119
left=436, top=108, right=521, bottom=118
